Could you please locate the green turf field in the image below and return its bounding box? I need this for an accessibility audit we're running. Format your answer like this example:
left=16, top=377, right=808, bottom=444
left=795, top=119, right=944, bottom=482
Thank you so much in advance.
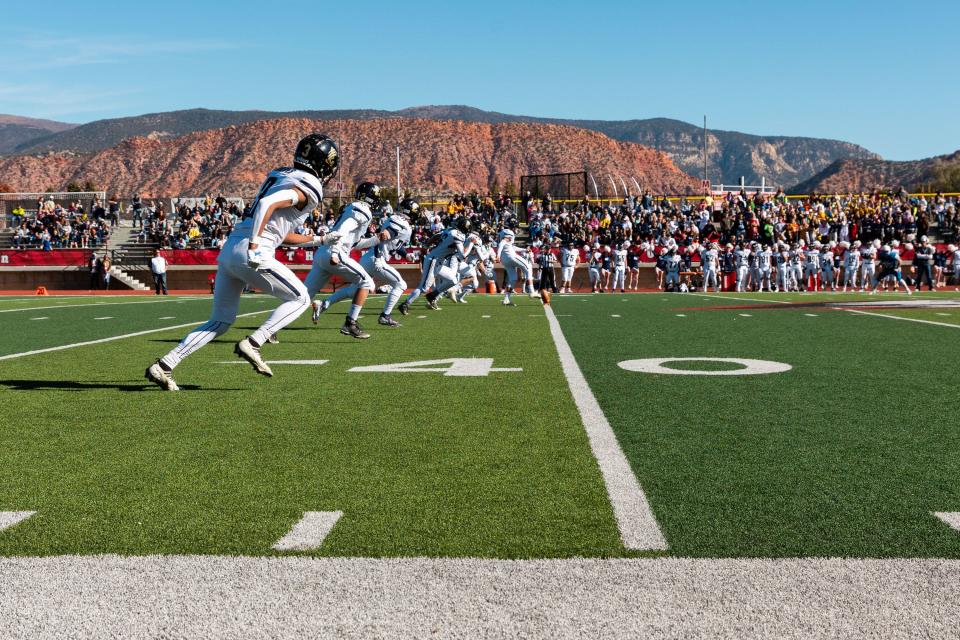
left=1, top=291, right=958, bottom=559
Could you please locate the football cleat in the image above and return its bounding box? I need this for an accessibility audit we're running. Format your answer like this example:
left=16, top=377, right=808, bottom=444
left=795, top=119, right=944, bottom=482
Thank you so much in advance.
left=311, top=300, right=329, bottom=324
left=266, top=334, right=279, bottom=344
left=341, top=319, right=370, bottom=339
left=378, top=313, right=401, bottom=327
left=234, top=338, right=273, bottom=377
left=501, top=299, right=515, bottom=306
left=145, top=361, right=179, bottom=391
left=398, top=301, right=410, bottom=316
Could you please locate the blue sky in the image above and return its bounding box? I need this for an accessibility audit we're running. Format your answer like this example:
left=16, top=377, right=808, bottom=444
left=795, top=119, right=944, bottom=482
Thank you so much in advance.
left=2, top=0, right=958, bottom=160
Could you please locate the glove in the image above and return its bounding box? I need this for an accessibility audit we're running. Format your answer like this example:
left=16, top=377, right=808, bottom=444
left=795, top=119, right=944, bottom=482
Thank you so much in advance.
left=323, top=232, right=342, bottom=246
left=247, top=247, right=267, bottom=270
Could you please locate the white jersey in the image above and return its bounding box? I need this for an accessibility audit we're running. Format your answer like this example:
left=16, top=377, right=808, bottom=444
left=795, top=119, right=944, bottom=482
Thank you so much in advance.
left=497, top=229, right=519, bottom=259
left=861, top=246, right=877, bottom=266
left=328, top=201, right=374, bottom=252
left=666, top=254, right=682, bottom=274
left=428, top=228, right=467, bottom=261
left=804, top=249, right=821, bottom=269
left=234, top=167, right=323, bottom=249
left=821, top=250, right=835, bottom=270
left=953, top=249, right=960, bottom=269
left=845, top=249, right=860, bottom=270
left=735, top=249, right=750, bottom=268
left=613, top=249, right=627, bottom=268
left=758, top=249, right=773, bottom=270
left=702, top=248, right=719, bottom=271
left=369, top=214, right=412, bottom=261
left=561, top=247, right=578, bottom=267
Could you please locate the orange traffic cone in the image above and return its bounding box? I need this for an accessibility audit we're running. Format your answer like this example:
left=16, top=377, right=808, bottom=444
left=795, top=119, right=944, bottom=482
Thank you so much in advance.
left=35, top=286, right=48, bottom=296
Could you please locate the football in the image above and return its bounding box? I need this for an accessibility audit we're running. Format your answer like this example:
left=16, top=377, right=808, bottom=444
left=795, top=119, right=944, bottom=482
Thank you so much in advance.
left=541, top=289, right=551, bottom=305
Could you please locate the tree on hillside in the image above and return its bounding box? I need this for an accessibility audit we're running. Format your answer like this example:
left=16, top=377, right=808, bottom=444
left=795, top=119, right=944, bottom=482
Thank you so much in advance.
left=0, top=182, right=13, bottom=193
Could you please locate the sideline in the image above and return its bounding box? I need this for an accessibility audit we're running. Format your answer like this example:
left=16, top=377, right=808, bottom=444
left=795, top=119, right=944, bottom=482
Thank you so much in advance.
left=841, top=308, right=960, bottom=329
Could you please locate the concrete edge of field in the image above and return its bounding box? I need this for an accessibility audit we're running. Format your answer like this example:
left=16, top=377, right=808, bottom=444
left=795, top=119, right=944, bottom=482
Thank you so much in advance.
left=1, top=555, right=958, bottom=639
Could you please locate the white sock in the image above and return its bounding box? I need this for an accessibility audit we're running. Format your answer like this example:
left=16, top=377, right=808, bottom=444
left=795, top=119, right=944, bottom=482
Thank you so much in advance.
left=251, top=297, right=310, bottom=346
left=383, top=286, right=404, bottom=315
left=160, top=319, right=231, bottom=370
left=348, top=304, right=362, bottom=321
left=323, top=286, right=355, bottom=309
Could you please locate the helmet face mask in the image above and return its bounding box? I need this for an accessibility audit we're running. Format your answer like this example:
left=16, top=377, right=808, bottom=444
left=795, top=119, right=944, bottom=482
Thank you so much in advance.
left=294, top=134, right=339, bottom=183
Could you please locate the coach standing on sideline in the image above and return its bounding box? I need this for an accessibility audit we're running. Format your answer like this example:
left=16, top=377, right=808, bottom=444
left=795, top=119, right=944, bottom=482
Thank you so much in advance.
left=913, top=236, right=936, bottom=291
left=537, top=241, right=558, bottom=294
left=150, top=249, right=169, bottom=295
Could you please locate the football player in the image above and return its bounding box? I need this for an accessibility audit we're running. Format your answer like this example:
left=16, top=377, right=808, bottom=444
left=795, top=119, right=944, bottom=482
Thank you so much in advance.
left=495, top=218, right=536, bottom=305
left=664, top=247, right=682, bottom=291
left=701, top=242, right=720, bottom=292
left=860, top=239, right=879, bottom=291
left=734, top=242, right=751, bottom=292
left=145, top=133, right=338, bottom=390
left=820, top=241, right=836, bottom=292
left=626, top=241, right=641, bottom=290
left=803, top=241, right=821, bottom=291
left=611, top=241, right=628, bottom=293
left=312, top=192, right=414, bottom=327
left=757, top=243, right=774, bottom=292
left=304, top=181, right=383, bottom=339
left=588, top=242, right=603, bottom=293
left=400, top=216, right=471, bottom=312
left=870, top=241, right=912, bottom=295
left=841, top=241, right=860, bottom=292
left=560, top=241, right=578, bottom=293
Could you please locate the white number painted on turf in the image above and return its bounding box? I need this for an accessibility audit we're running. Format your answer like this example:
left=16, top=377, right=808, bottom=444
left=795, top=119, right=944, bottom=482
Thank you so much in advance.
left=618, top=358, right=791, bottom=376
left=349, top=358, right=522, bottom=377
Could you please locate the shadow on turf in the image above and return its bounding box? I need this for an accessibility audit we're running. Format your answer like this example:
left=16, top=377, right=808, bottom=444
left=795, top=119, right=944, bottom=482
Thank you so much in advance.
left=0, top=379, right=241, bottom=392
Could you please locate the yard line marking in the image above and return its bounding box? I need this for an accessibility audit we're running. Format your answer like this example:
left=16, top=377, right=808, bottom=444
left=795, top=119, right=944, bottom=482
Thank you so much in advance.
left=544, top=305, right=668, bottom=551
left=30, top=317, right=48, bottom=321
left=481, top=315, right=491, bottom=318
left=738, top=313, right=752, bottom=317
left=933, top=512, right=960, bottom=532
left=159, top=316, right=175, bottom=320
left=93, top=317, right=113, bottom=320
left=841, top=309, right=960, bottom=329
left=937, top=313, right=951, bottom=316
left=611, top=314, right=621, bottom=318
left=0, top=511, right=35, bottom=532
left=0, top=310, right=271, bottom=361
left=218, top=360, right=328, bottom=366
left=805, top=314, right=819, bottom=317
left=0, top=299, right=188, bottom=314
left=272, top=511, right=343, bottom=551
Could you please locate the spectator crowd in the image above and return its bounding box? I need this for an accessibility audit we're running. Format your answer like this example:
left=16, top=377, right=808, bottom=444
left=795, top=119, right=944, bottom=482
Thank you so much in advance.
left=10, top=197, right=112, bottom=250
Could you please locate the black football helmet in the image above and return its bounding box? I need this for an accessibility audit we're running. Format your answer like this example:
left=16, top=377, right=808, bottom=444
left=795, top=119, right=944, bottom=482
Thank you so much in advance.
left=456, top=216, right=472, bottom=233
left=399, top=197, right=420, bottom=217
left=293, top=134, right=339, bottom=182
left=506, top=217, right=519, bottom=230
left=355, top=182, right=383, bottom=209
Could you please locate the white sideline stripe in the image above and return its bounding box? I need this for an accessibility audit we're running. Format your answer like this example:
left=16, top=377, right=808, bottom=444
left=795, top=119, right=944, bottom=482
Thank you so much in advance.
left=272, top=511, right=343, bottom=551
left=0, top=511, right=35, bottom=531
left=933, top=512, right=960, bottom=531
left=0, top=299, right=191, bottom=314
left=697, top=293, right=791, bottom=305
left=841, top=309, right=960, bottom=329
left=544, top=305, right=668, bottom=551
left=218, top=360, right=329, bottom=366
left=0, top=310, right=271, bottom=361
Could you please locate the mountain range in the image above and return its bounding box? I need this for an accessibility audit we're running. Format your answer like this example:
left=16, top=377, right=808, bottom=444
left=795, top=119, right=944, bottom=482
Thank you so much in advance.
left=0, top=118, right=700, bottom=197
left=2, top=105, right=879, bottom=188
left=792, top=150, right=960, bottom=194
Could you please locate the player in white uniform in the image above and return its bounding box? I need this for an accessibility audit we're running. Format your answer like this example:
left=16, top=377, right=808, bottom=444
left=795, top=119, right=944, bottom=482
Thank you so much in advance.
left=560, top=242, right=578, bottom=293
left=588, top=243, right=602, bottom=292
left=701, top=242, right=720, bottom=292
left=611, top=242, right=628, bottom=292
left=304, top=182, right=384, bottom=339
left=312, top=194, right=415, bottom=327
left=496, top=218, right=536, bottom=305
left=842, top=241, right=860, bottom=292
left=145, top=134, right=338, bottom=390
left=664, top=248, right=682, bottom=290
left=453, top=233, right=489, bottom=302
left=775, top=244, right=791, bottom=292
left=757, top=243, right=774, bottom=291
left=803, top=241, right=822, bottom=291
left=950, top=244, right=960, bottom=285
left=734, top=243, right=751, bottom=292
left=399, top=217, right=471, bottom=312
left=860, top=240, right=878, bottom=291
left=820, top=242, right=836, bottom=292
